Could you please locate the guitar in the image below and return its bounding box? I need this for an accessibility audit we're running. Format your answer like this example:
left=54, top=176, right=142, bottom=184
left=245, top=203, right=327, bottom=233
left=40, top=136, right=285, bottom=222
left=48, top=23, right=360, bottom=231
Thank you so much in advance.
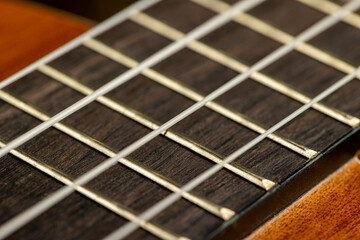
left=1, top=0, right=360, bottom=239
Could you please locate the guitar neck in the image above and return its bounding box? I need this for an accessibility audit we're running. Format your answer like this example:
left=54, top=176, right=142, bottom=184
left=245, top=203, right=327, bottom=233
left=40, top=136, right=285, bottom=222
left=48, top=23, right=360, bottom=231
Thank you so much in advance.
left=1, top=0, right=360, bottom=239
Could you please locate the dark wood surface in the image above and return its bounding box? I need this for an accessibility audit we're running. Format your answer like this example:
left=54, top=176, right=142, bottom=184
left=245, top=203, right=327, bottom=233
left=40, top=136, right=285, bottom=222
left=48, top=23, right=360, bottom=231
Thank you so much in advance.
left=1, top=0, right=360, bottom=239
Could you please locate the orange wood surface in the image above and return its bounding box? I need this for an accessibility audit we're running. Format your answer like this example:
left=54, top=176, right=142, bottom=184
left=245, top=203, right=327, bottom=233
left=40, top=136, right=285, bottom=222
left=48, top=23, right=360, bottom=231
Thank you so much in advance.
left=247, top=155, right=360, bottom=240
left=0, top=0, right=91, bottom=81
left=2, top=2, right=360, bottom=240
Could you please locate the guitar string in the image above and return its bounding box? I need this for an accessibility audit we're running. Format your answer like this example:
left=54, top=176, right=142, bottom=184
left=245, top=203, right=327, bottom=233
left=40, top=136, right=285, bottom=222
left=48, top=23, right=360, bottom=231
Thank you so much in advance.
left=301, top=0, right=360, bottom=82
left=37, top=65, right=274, bottom=190
left=0, top=1, right=265, bottom=238
left=82, top=38, right=318, bottom=159
left=0, top=140, right=188, bottom=240
left=0, top=90, right=235, bottom=220
left=0, top=0, right=159, bottom=90
left=129, top=11, right=360, bottom=128
left=300, top=0, right=360, bottom=29
left=103, top=3, right=360, bottom=239
left=194, top=0, right=360, bottom=94
left=107, top=65, right=360, bottom=240
left=1, top=0, right=358, bottom=238
left=0, top=0, right=262, bottom=160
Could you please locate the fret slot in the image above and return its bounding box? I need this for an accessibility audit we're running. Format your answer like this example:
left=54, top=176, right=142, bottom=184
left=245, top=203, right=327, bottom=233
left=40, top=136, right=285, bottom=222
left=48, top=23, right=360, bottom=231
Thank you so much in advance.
left=83, top=38, right=317, bottom=160
left=0, top=140, right=187, bottom=240
left=128, top=11, right=360, bottom=128
left=0, top=90, right=235, bottom=220
left=36, top=64, right=274, bottom=190
left=192, top=0, right=360, bottom=124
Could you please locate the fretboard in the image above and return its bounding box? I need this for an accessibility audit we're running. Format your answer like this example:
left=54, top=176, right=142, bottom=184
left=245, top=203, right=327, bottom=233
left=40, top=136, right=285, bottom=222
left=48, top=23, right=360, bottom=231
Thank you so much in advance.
left=1, top=0, right=360, bottom=239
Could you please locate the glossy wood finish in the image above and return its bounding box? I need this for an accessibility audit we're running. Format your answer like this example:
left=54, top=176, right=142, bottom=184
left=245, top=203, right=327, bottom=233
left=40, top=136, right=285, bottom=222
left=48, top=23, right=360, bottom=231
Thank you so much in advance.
left=0, top=0, right=91, bottom=81
left=247, top=156, right=360, bottom=240
left=1, top=1, right=360, bottom=239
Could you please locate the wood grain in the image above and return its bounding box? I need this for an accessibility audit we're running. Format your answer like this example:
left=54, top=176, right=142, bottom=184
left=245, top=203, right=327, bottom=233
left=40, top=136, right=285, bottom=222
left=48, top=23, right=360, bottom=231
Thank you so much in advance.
left=247, top=156, right=360, bottom=240
left=0, top=2, right=137, bottom=240
left=1, top=1, right=360, bottom=239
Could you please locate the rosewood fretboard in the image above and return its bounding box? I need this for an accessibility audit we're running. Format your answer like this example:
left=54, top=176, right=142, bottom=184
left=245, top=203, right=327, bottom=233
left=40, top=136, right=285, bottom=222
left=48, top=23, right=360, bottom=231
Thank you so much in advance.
left=1, top=0, right=360, bottom=239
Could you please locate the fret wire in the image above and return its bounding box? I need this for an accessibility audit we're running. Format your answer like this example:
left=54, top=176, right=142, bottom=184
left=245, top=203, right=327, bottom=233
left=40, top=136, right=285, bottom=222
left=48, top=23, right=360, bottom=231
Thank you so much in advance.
left=0, top=140, right=187, bottom=240
left=299, top=0, right=360, bottom=29
left=0, top=2, right=266, bottom=237
left=193, top=0, right=360, bottom=105
left=0, top=0, right=263, bottom=160
left=130, top=11, right=360, bottom=128
left=104, top=0, right=360, bottom=236
left=83, top=38, right=318, bottom=159
left=0, top=90, right=235, bottom=221
left=107, top=67, right=360, bottom=240
left=2, top=1, right=358, bottom=238
left=37, top=64, right=274, bottom=190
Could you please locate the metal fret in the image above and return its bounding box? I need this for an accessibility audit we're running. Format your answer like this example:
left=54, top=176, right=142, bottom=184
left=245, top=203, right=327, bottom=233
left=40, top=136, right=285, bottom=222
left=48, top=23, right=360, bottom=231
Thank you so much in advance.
left=3, top=1, right=359, bottom=238
left=129, top=11, right=360, bottom=128
left=0, top=90, right=235, bottom=220
left=37, top=65, right=274, bottom=191
left=0, top=140, right=187, bottom=240
left=83, top=38, right=318, bottom=159
left=103, top=0, right=360, bottom=234
left=299, top=0, right=360, bottom=29
left=193, top=0, right=360, bottom=100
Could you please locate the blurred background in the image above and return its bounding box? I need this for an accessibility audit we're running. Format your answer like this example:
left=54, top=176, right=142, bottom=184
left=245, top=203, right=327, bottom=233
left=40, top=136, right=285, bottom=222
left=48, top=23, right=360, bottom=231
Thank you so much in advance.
left=29, top=0, right=137, bottom=22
